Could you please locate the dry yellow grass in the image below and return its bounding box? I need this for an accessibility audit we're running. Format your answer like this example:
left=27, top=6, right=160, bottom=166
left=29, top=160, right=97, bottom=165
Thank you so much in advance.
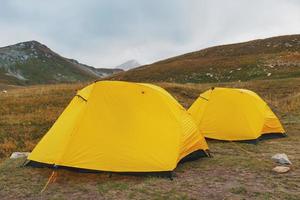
left=0, top=78, right=300, bottom=199
left=159, top=77, right=300, bottom=111
left=0, top=83, right=86, bottom=157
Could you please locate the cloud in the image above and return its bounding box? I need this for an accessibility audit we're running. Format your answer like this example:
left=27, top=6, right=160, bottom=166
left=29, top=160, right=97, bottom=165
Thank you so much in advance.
left=0, top=0, right=300, bottom=67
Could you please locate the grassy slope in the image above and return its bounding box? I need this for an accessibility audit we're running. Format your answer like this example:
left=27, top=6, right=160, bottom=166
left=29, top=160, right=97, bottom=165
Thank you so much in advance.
left=0, top=78, right=300, bottom=199
left=110, top=35, right=300, bottom=83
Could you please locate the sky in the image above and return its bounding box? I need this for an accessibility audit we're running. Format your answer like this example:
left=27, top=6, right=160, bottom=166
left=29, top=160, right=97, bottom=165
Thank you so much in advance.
left=0, top=0, right=300, bottom=68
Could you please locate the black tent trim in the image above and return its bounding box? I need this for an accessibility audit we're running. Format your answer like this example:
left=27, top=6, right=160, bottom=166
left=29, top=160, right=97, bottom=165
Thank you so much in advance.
left=25, top=149, right=211, bottom=179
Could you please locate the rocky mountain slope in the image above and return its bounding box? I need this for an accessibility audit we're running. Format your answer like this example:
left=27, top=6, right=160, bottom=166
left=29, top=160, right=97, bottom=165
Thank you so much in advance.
left=0, top=41, right=122, bottom=85
left=110, top=34, right=300, bottom=83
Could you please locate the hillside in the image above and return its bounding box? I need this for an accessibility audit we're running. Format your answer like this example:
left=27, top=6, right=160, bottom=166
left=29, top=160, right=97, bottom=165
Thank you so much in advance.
left=0, top=41, right=122, bottom=85
left=110, top=34, right=300, bottom=83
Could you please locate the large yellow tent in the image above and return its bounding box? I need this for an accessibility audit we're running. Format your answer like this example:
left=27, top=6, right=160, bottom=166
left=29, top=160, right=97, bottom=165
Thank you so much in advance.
left=28, top=81, right=209, bottom=172
left=188, top=87, right=285, bottom=142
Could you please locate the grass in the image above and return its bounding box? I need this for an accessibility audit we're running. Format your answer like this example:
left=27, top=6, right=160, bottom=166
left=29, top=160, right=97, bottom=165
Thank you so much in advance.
left=97, top=181, right=129, bottom=194
left=0, top=78, right=300, bottom=199
left=230, top=186, right=248, bottom=195
left=0, top=82, right=87, bottom=157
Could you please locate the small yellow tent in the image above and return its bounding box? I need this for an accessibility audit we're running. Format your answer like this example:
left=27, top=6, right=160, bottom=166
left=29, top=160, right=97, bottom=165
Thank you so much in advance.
left=28, top=81, right=208, bottom=172
left=188, top=87, right=285, bottom=141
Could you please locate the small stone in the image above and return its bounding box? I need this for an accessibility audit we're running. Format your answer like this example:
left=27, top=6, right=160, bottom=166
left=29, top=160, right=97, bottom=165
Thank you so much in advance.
left=272, top=166, right=290, bottom=173
left=267, top=73, right=272, bottom=77
left=272, top=153, right=292, bottom=165
left=284, top=42, right=292, bottom=47
left=10, top=152, right=30, bottom=159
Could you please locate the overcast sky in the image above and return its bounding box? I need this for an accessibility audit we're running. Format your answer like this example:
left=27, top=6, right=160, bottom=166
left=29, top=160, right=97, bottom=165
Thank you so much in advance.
left=1, top=0, right=300, bottom=68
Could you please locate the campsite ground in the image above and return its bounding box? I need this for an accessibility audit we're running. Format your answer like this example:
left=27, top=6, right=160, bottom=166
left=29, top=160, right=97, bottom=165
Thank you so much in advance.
left=0, top=78, right=300, bottom=199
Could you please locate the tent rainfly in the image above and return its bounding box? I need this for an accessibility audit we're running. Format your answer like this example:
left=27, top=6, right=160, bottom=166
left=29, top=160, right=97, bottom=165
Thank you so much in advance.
left=27, top=81, right=209, bottom=173
left=188, top=87, right=286, bottom=142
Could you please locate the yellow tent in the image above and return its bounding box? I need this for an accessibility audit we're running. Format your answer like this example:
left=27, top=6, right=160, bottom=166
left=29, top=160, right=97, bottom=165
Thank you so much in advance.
left=28, top=81, right=209, bottom=172
left=188, top=87, right=285, bottom=141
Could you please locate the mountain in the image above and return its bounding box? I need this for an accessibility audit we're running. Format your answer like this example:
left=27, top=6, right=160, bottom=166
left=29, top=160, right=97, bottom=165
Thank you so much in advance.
left=110, top=34, right=300, bottom=83
left=67, top=59, right=123, bottom=78
left=0, top=41, right=122, bottom=85
left=115, top=59, right=141, bottom=71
